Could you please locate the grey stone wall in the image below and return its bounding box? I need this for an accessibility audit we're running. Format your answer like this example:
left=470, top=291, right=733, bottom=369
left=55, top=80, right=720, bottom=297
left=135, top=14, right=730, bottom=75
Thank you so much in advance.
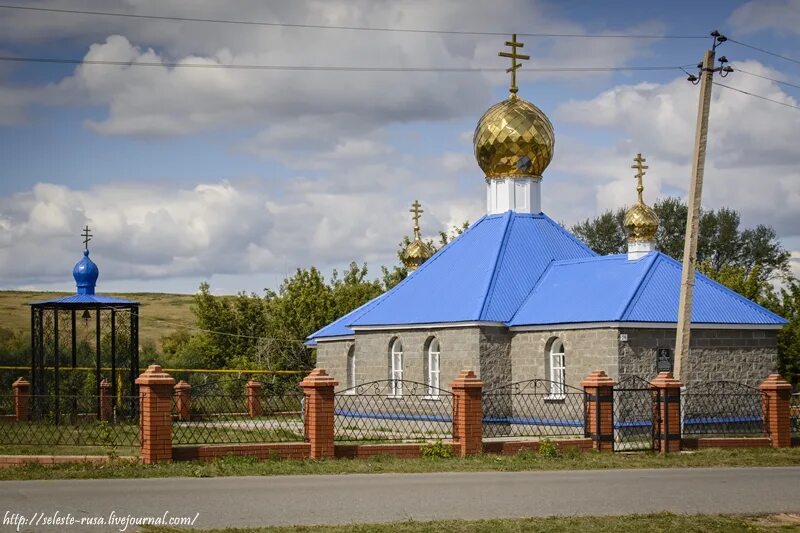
left=510, top=328, right=620, bottom=389
left=319, top=328, right=481, bottom=392
left=479, top=326, right=512, bottom=390
left=618, top=327, right=778, bottom=388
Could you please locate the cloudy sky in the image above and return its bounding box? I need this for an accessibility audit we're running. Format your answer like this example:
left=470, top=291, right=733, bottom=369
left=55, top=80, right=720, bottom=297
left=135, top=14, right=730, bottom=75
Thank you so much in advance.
left=0, top=0, right=798, bottom=294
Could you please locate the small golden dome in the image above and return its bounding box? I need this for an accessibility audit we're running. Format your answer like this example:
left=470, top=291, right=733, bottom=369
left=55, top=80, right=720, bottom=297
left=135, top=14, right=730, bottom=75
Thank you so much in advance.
left=402, top=200, right=434, bottom=271
left=624, top=153, right=659, bottom=243
left=473, top=94, right=555, bottom=179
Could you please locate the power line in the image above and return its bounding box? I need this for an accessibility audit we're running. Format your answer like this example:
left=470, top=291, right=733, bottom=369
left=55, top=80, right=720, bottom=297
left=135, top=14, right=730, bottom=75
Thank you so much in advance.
left=713, top=81, right=800, bottom=111
left=0, top=4, right=707, bottom=39
left=0, top=55, right=693, bottom=73
left=732, top=66, right=800, bottom=91
left=728, top=38, right=800, bottom=66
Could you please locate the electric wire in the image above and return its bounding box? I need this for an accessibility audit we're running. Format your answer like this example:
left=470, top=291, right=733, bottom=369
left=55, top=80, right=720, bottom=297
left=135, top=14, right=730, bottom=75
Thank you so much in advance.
left=713, top=81, right=800, bottom=111
left=732, top=66, right=800, bottom=91
left=728, top=38, right=800, bottom=66
left=0, top=55, right=694, bottom=73
left=0, top=4, right=707, bottom=39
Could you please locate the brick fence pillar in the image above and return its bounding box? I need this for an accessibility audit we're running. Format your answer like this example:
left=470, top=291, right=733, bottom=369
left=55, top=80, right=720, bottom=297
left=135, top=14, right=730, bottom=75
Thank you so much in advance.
left=582, top=370, right=615, bottom=452
left=247, top=380, right=263, bottom=417
left=760, top=374, right=792, bottom=448
left=450, top=370, right=483, bottom=457
left=299, top=369, right=337, bottom=459
left=12, top=377, right=30, bottom=422
left=174, top=380, right=191, bottom=422
left=651, top=372, right=682, bottom=453
left=99, top=378, right=113, bottom=421
left=135, top=365, right=176, bottom=464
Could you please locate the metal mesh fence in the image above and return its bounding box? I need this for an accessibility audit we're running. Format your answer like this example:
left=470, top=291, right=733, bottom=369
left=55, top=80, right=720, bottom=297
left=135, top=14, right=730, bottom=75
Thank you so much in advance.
left=171, top=390, right=305, bottom=445
left=791, top=393, right=799, bottom=438
left=482, top=380, right=586, bottom=439
left=334, top=380, right=452, bottom=443
left=614, top=377, right=656, bottom=452
left=0, top=394, right=140, bottom=450
left=682, top=381, right=765, bottom=437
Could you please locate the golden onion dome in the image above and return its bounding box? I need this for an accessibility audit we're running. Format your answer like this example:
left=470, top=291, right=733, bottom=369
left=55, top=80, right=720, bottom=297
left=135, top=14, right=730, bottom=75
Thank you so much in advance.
left=473, top=94, right=555, bottom=179
left=624, top=153, right=659, bottom=242
left=401, top=200, right=434, bottom=271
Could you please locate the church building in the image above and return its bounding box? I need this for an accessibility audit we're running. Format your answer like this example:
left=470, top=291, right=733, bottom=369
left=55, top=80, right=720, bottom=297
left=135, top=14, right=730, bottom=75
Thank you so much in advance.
left=307, top=37, right=786, bottom=393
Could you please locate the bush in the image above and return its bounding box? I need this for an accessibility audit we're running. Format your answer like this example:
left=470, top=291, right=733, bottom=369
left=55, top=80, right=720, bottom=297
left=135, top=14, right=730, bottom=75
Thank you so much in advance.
left=420, top=440, right=454, bottom=459
left=538, top=438, right=561, bottom=458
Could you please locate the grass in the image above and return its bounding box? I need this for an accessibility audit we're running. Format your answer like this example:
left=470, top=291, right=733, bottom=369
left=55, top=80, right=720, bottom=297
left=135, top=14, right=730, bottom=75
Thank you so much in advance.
left=140, top=513, right=800, bottom=533
left=0, top=290, right=196, bottom=351
left=2, top=447, right=800, bottom=481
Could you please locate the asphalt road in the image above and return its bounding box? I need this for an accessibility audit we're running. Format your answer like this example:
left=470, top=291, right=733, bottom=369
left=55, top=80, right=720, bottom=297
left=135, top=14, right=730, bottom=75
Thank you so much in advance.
left=2, top=467, right=799, bottom=532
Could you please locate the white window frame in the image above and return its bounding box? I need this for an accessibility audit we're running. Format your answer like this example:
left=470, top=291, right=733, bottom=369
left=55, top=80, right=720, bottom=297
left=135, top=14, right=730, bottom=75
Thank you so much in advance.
left=345, top=347, right=356, bottom=393
left=548, top=340, right=566, bottom=400
left=425, top=338, right=441, bottom=399
left=390, top=339, right=403, bottom=397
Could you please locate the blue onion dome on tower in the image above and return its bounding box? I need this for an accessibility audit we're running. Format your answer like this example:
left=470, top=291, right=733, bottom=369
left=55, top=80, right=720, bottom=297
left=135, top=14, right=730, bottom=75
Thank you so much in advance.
left=73, top=225, right=99, bottom=295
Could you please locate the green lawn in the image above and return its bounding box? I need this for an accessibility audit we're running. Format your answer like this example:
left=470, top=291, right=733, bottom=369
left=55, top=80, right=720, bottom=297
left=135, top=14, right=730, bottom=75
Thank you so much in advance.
left=2, top=447, right=800, bottom=481
left=140, top=513, right=800, bottom=533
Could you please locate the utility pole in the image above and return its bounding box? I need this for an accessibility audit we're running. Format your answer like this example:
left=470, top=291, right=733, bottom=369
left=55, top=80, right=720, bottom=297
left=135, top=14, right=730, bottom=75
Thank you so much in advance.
left=673, top=31, right=732, bottom=379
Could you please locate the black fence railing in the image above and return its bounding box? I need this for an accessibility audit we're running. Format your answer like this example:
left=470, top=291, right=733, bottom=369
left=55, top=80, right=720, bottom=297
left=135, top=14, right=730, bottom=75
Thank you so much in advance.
left=334, top=380, right=453, bottom=443
left=0, top=394, right=140, bottom=450
left=791, top=393, right=799, bottom=438
left=171, top=390, right=305, bottom=445
left=482, top=379, right=586, bottom=439
left=682, top=381, right=765, bottom=437
left=614, top=376, right=657, bottom=452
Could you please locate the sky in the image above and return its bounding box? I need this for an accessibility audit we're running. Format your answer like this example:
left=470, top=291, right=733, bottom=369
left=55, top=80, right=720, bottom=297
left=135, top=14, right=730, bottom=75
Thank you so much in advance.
left=0, top=0, right=798, bottom=295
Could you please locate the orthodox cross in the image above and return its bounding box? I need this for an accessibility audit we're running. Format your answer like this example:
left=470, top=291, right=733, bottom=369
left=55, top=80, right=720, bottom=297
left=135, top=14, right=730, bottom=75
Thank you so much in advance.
left=631, top=153, right=649, bottom=203
left=410, top=200, right=423, bottom=240
left=81, top=225, right=93, bottom=250
left=498, top=34, right=530, bottom=95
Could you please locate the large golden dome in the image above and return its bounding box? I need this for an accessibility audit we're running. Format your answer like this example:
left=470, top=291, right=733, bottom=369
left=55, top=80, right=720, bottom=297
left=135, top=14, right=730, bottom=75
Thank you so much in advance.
left=473, top=94, right=555, bottom=178
left=624, top=203, right=659, bottom=242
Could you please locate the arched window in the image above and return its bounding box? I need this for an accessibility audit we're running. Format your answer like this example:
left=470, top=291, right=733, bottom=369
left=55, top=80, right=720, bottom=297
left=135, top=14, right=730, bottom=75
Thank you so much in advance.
left=549, top=339, right=566, bottom=399
left=425, top=338, right=441, bottom=398
left=389, top=338, right=403, bottom=397
left=345, top=346, right=356, bottom=391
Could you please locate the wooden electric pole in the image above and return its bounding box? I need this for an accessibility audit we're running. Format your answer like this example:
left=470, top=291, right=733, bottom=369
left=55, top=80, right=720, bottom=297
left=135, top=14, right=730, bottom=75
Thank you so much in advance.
left=673, top=31, right=731, bottom=380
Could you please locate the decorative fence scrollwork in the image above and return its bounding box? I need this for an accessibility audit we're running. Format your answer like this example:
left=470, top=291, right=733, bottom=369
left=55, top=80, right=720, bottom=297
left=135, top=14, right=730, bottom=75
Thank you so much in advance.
left=682, top=381, right=765, bottom=437
left=613, top=376, right=657, bottom=452
left=334, top=380, right=453, bottom=443
left=482, top=379, right=586, bottom=439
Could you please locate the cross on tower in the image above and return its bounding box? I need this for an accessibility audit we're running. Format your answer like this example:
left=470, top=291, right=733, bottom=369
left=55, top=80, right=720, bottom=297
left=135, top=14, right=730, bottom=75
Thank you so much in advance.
left=81, top=225, right=93, bottom=250
left=410, top=200, right=423, bottom=240
left=498, top=34, right=530, bottom=95
left=631, top=153, right=649, bottom=203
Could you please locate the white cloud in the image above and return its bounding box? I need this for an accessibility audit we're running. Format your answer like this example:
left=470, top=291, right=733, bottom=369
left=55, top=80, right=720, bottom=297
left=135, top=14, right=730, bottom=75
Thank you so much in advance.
left=729, top=0, right=800, bottom=35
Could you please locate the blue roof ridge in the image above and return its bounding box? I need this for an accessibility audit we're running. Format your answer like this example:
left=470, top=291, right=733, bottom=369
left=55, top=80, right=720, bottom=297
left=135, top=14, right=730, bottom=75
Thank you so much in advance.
left=639, top=253, right=787, bottom=324
left=342, top=214, right=490, bottom=327
left=548, top=254, right=626, bottom=267
left=507, top=258, right=558, bottom=325
left=539, top=212, right=598, bottom=256
left=616, top=252, right=660, bottom=320
left=478, top=211, right=516, bottom=320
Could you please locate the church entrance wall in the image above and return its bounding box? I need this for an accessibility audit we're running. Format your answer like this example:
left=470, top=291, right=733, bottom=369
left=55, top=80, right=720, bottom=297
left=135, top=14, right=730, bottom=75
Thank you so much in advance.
left=618, top=327, right=778, bottom=388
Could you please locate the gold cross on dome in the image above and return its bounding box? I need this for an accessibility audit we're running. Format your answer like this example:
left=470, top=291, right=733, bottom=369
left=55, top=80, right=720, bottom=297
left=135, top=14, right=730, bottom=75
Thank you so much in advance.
left=410, top=200, right=423, bottom=240
left=631, top=153, right=649, bottom=203
left=81, top=225, right=93, bottom=250
left=498, top=34, right=530, bottom=95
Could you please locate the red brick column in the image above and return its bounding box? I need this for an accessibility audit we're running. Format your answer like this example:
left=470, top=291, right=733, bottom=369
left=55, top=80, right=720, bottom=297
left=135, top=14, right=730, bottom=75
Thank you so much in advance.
left=99, top=378, right=113, bottom=421
left=12, top=377, right=30, bottom=422
left=299, top=369, right=337, bottom=459
left=174, top=380, right=191, bottom=422
left=582, top=370, right=615, bottom=452
left=651, top=372, right=682, bottom=453
left=247, top=380, right=263, bottom=417
left=135, top=365, right=176, bottom=464
left=760, top=374, right=792, bottom=448
left=450, top=370, right=483, bottom=458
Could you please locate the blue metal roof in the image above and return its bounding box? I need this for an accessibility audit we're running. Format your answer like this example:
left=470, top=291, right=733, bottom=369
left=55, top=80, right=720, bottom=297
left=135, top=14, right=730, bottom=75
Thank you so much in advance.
left=306, top=292, right=389, bottom=343
left=509, top=252, right=786, bottom=326
left=346, top=211, right=595, bottom=328
left=31, top=294, right=138, bottom=306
